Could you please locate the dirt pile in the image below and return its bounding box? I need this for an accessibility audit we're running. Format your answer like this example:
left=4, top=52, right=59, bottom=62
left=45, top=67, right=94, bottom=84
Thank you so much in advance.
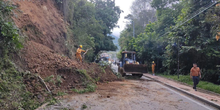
left=21, top=41, right=118, bottom=97
left=13, top=0, right=68, bottom=54
left=9, top=0, right=119, bottom=103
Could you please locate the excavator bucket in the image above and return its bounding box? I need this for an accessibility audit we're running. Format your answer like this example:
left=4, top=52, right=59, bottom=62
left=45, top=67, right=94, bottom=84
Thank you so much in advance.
left=123, top=64, right=148, bottom=73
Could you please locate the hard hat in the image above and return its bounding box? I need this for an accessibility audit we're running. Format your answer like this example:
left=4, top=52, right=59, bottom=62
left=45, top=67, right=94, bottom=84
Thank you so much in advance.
left=79, top=45, right=82, bottom=48
left=152, top=61, right=155, bottom=63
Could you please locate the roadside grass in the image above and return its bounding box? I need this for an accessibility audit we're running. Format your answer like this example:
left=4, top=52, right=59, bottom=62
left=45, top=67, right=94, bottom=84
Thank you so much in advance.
left=72, top=69, right=97, bottom=94
left=44, top=75, right=54, bottom=83
left=159, top=74, right=220, bottom=94
left=56, top=91, right=67, bottom=96
left=72, top=84, right=97, bottom=94
left=77, top=69, right=95, bottom=83
left=82, top=104, right=87, bottom=109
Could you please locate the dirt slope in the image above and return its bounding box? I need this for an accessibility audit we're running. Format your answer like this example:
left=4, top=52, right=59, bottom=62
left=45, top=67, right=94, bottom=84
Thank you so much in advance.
left=13, top=0, right=67, bottom=54
left=10, top=0, right=118, bottom=102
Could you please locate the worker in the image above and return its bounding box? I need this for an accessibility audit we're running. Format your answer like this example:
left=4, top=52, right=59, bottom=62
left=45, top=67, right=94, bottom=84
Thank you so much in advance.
left=190, top=63, right=201, bottom=91
left=76, top=45, right=86, bottom=63
left=216, top=32, right=220, bottom=41
left=125, top=54, right=129, bottom=64
left=152, top=61, right=156, bottom=76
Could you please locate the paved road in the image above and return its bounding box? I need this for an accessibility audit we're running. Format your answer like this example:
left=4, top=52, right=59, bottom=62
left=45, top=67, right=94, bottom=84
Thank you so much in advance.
left=39, top=65, right=217, bottom=110
left=41, top=77, right=217, bottom=110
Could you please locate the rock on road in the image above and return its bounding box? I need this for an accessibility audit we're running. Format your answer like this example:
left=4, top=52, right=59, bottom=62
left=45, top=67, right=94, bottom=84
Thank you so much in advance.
left=42, top=76, right=217, bottom=110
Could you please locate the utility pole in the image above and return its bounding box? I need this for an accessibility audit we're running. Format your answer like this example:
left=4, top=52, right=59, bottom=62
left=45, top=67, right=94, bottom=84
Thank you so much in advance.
left=177, top=36, right=180, bottom=79
left=133, top=20, right=135, bottom=38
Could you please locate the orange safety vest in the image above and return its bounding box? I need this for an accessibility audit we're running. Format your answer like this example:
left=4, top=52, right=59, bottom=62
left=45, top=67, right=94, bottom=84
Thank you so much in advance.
left=76, top=48, right=85, bottom=56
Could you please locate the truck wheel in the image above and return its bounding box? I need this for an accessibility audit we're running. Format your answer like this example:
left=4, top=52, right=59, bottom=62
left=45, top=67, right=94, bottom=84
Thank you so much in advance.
left=122, top=73, right=126, bottom=77
left=118, top=67, right=125, bottom=77
left=138, top=74, right=143, bottom=78
left=132, top=74, right=143, bottom=78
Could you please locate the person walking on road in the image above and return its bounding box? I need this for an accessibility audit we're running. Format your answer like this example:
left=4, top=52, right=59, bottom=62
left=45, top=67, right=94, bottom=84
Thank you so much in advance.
left=190, top=63, right=201, bottom=91
left=75, top=45, right=86, bottom=63
left=152, top=61, right=156, bottom=76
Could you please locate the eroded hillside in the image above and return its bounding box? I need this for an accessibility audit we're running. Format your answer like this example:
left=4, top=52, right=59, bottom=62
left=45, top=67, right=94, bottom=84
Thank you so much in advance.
left=13, top=0, right=68, bottom=54
left=0, top=0, right=119, bottom=109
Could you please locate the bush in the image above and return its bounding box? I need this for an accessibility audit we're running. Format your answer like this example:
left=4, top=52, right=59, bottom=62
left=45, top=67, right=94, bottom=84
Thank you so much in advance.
left=161, top=74, right=220, bottom=94
left=201, top=69, right=220, bottom=84
left=0, top=59, right=42, bottom=110
left=44, top=75, right=54, bottom=82
left=0, top=1, right=23, bottom=51
left=73, top=84, right=97, bottom=94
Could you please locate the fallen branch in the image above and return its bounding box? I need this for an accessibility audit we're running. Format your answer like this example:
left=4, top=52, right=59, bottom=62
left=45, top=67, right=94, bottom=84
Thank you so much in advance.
left=82, top=48, right=92, bottom=62
left=38, top=75, right=51, bottom=94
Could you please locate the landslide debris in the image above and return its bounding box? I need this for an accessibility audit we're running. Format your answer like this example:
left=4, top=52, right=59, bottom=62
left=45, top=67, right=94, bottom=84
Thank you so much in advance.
left=2, top=0, right=120, bottom=109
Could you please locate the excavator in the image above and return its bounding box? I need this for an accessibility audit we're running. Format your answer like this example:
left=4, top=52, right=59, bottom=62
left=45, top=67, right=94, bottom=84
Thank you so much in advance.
left=118, top=51, right=148, bottom=78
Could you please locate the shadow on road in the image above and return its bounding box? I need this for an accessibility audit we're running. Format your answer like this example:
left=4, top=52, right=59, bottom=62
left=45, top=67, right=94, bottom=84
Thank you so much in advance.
left=124, top=75, right=154, bottom=82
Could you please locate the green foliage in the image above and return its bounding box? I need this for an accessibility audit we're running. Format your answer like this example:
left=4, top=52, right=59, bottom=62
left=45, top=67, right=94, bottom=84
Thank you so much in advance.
left=44, top=75, right=54, bottom=82
left=56, top=75, right=63, bottom=86
left=77, top=69, right=95, bottom=83
left=56, top=91, right=67, bottom=96
left=94, top=77, right=100, bottom=82
left=160, top=74, right=220, bottom=94
left=0, top=1, right=42, bottom=106
left=162, top=0, right=220, bottom=80
left=73, top=69, right=97, bottom=94
left=119, top=0, right=220, bottom=84
left=47, top=97, right=60, bottom=106
left=0, top=0, right=23, bottom=52
left=64, top=0, right=121, bottom=61
left=1, top=22, right=23, bottom=49
left=100, top=66, right=106, bottom=73
left=73, top=84, right=97, bottom=94
left=0, top=58, right=42, bottom=110
left=93, top=0, right=122, bottom=35
left=20, top=91, right=41, bottom=110
left=82, top=104, right=88, bottom=109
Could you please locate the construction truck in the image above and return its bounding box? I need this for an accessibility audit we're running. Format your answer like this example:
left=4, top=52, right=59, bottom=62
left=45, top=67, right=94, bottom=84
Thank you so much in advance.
left=118, top=51, right=148, bottom=78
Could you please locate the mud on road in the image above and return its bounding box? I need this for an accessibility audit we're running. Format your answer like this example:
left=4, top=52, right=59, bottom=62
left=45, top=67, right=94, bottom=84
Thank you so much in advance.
left=39, top=77, right=216, bottom=110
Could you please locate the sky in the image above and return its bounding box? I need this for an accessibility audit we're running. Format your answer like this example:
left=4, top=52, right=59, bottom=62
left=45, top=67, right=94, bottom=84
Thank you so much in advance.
left=112, top=0, right=134, bottom=38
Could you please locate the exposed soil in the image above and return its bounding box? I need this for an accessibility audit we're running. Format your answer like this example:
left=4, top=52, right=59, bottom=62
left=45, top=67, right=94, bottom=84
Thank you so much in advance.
left=39, top=79, right=216, bottom=110
left=13, top=0, right=68, bottom=54
left=9, top=0, right=119, bottom=104
left=20, top=40, right=119, bottom=100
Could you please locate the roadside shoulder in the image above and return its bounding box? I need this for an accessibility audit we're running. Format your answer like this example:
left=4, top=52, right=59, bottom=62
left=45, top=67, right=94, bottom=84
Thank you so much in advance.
left=144, top=74, right=220, bottom=109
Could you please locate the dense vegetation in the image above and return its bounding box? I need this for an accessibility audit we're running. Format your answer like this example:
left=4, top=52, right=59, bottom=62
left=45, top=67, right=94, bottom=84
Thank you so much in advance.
left=0, top=0, right=121, bottom=109
left=0, top=1, right=45, bottom=110
left=160, top=74, right=220, bottom=94
left=56, top=0, right=122, bottom=61
left=118, top=0, right=220, bottom=84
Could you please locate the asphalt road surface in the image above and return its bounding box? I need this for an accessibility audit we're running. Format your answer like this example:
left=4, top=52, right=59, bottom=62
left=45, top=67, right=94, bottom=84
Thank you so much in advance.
left=40, top=65, right=217, bottom=110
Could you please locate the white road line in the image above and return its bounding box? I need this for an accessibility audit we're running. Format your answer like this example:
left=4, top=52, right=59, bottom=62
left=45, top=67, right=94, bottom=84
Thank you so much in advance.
left=156, top=83, right=215, bottom=110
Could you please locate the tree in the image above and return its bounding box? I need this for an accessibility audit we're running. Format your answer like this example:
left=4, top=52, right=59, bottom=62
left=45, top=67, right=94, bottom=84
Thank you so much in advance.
left=93, top=0, right=122, bottom=35
left=64, top=0, right=121, bottom=61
